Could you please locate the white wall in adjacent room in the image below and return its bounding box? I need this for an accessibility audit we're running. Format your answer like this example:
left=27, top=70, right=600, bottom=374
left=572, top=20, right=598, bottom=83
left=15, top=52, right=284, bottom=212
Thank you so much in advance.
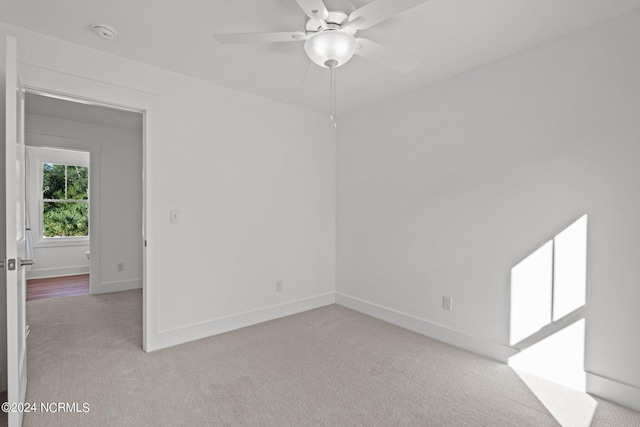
left=25, top=244, right=90, bottom=279
left=337, top=9, right=640, bottom=409
left=26, top=115, right=143, bottom=292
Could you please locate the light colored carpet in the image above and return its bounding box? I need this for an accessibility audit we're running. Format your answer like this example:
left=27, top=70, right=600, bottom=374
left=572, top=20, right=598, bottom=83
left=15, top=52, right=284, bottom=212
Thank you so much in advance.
left=10, top=290, right=638, bottom=426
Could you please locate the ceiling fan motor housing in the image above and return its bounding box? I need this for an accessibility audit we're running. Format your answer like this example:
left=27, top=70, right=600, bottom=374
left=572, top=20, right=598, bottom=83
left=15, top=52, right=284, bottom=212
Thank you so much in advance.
left=305, top=0, right=356, bottom=32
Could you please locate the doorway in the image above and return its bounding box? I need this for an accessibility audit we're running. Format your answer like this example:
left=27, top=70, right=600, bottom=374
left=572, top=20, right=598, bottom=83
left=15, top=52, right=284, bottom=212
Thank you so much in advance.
left=25, top=146, right=91, bottom=300
left=23, top=92, right=144, bottom=298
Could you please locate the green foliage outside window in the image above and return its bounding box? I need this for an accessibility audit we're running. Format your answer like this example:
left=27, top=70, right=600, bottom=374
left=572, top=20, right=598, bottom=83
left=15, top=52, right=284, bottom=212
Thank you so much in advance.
left=42, top=163, right=89, bottom=238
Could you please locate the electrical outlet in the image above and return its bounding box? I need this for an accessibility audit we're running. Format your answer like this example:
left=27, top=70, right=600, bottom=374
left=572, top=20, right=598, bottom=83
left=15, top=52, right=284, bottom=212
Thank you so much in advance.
left=117, top=262, right=125, bottom=272
left=443, top=296, right=453, bottom=311
left=276, top=280, right=283, bottom=292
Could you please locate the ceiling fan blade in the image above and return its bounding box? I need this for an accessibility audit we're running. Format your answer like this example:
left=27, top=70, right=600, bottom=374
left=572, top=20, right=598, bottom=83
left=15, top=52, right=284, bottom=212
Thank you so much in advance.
left=213, top=31, right=307, bottom=44
left=295, top=0, right=329, bottom=21
left=296, top=0, right=329, bottom=21
left=339, top=16, right=365, bottom=34
left=350, top=0, right=430, bottom=30
left=354, top=38, right=420, bottom=73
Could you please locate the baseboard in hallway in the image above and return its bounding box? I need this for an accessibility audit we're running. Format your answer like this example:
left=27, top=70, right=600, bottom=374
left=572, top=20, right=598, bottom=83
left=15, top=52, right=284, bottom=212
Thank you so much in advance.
left=26, top=274, right=90, bottom=301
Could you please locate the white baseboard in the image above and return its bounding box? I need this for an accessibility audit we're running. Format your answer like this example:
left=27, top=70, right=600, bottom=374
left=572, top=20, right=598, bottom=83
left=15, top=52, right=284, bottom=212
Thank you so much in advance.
left=587, top=372, right=640, bottom=412
left=336, top=293, right=516, bottom=363
left=92, top=278, right=142, bottom=294
left=150, top=293, right=336, bottom=351
left=26, top=265, right=89, bottom=280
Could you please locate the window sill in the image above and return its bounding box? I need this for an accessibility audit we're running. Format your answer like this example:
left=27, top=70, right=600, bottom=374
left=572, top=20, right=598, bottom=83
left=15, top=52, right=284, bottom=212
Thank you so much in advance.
left=34, top=237, right=90, bottom=248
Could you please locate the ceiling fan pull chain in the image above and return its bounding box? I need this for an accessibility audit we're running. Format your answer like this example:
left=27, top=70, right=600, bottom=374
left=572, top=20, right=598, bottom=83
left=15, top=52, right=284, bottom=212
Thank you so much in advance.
left=329, top=65, right=337, bottom=128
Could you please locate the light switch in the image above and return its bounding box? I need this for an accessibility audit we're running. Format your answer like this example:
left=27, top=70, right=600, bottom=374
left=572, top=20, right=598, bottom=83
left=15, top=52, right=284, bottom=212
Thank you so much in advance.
left=170, top=209, right=180, bottom=224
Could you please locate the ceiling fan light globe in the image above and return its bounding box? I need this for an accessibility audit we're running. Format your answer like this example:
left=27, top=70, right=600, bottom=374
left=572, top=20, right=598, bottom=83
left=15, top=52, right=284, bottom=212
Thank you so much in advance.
left=304, top=30, right=356, bottom=68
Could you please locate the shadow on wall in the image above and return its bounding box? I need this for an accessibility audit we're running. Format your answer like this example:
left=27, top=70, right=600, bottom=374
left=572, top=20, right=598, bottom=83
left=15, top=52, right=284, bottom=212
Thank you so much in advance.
left=508, top=215, right=597, bottom=426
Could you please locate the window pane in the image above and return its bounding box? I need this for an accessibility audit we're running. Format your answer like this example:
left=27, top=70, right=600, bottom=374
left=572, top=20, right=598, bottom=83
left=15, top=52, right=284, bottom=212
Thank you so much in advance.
left=67, top=165, right=89, bottom=200
left=43, top=202, right=89, bottom=237
left=42, top=163, right=67, bottom=200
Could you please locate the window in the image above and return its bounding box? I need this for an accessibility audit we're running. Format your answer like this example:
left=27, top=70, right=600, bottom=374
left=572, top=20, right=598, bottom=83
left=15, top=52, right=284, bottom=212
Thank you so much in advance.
left=27, top=147, right=90, bottom=247
left=41, top=162, right=89, bottom=238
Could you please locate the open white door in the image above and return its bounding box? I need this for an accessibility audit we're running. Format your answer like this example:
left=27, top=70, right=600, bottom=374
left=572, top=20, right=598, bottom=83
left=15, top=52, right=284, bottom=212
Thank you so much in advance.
left=4, top=36, right=29, bottom=427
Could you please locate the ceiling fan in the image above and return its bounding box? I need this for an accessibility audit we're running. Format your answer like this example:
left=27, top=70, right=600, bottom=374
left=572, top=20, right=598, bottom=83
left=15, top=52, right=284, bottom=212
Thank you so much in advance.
left=212, top=0, right=429, bottom=73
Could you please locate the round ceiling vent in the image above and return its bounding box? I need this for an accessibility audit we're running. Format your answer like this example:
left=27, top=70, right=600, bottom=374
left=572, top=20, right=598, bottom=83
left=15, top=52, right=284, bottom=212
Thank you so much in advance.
left=91, top=24, right=117, bottom=40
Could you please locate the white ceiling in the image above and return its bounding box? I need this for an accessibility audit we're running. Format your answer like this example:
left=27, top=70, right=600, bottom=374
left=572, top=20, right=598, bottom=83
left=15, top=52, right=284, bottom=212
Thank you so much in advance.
left=2, top=0, right=640, bottom=116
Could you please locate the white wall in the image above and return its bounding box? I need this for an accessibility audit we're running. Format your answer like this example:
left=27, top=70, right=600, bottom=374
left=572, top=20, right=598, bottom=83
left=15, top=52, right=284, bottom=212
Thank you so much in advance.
left=337, top=9, right=640, bottom=410
left=26, top=245, right=90, bottom=279
left=26, top=116, right=143, bottom=292
left=0, top=23, right=336, bottom=353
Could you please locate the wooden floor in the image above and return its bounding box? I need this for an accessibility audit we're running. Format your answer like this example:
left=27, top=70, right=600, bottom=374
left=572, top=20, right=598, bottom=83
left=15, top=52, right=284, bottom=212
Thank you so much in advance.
left=26, top=274, right=90, bottom=301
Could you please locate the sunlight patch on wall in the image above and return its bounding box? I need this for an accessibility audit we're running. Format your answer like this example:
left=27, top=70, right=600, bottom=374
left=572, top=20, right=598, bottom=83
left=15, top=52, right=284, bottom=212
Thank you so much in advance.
left=509, top=214, right=588, bottom=346
left=508, top=215, right=592, bottom=425
left=510, top=319, right=586, bottom=391
left=510, top=240, right=553, bottom=345
left=553, top=215, right=587, bottom=321
left=509, top=320, right=596, bottom=426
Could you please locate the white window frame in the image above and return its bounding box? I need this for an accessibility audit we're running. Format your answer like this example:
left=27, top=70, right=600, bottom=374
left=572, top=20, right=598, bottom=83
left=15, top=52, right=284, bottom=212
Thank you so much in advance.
left=27, top=146, right=90, bottom=247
